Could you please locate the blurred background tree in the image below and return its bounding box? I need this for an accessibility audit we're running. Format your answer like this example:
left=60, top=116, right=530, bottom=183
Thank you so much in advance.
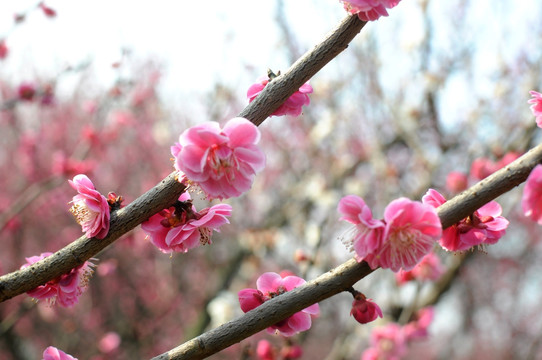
left=1, top=0, right=542, bottom=359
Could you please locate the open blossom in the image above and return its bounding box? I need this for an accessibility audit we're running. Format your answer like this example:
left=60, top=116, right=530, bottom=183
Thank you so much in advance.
left=141, top=192, right=232, bottom=253
left=350, top=293, right=383, bottom=324
left=422, top=189, right=509, bottom=251
left=69, top=174, right=110, bottom=239
left=238, top=272, right=319, bottom=336
left=247, top=76, right=313, bottom=117
left=529, top=90, right=542, bottom=128
left=338, top=195, right=385, bottom=260
left=172, top=117, right=265, bottom=200
left=22, top=253, right=94, bottom=307
left=522, top=164, right=542, bottom=224
left=396, top=252, right=444, bottom=285
left=365, top=198, right=442, bottom=272
left=43, top=346, right=77, bottom=360
left=341, top=0, right=401, bottom=21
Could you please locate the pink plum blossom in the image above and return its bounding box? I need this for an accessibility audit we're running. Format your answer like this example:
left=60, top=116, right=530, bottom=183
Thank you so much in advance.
left=141, top=192, right=232, bottom=253
left=365, top=323, right=407, bottom=360
left=172, top=117, right=265, bottom=200
left=350, top=293, right=383, bottom=324
left=365, top=198, right=442, bottom=272
left=470, top=157, right=498, bottom=180
left=529, top=90, right=542, bottom=127
left=403, top=307, right=434, bottom=341
left=69, top=174, right=110, bottom=239
left=22, top=253, right=95, bottom=307
left=341, top=0, right=401, bottom=21
left=42, top=346, right=77, bottom=360
left=395, top=252, right=444, bottom=285
left=445, top=171, right=468, bottom=193
left=247, top=76, right=313, bottom=117
left=256, top=340, right=275, bottom=360
left=0, top=39, right=8, bottom=59
left=338, top=195, right=385, bottom=260
left=423, top=189, right=509, bottom=251
left=18, top=82, right=36, bottom=101
left=522, top=164, right=542, bottom=224
left=238, top=272, right=319, bottom=336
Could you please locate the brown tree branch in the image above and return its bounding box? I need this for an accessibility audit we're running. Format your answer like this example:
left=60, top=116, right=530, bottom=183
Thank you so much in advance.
left=149, top=142, right=542, bottom=360
left=0, top=14, right=367, bottom=303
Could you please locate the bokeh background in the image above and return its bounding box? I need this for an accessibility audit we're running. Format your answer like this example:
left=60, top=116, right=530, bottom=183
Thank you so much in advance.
left=1, top=0, right=542, bottom=359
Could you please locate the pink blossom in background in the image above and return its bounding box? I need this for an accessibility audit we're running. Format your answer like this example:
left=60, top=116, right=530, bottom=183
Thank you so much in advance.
left=0, top=39, right=8, bottom=59
left=365, top=198, right=442, bottom=272
left=522, top=164, right=542, bottom=224
left=350, top=293, right=383, bottom=324
left=280, top=344, right=303, bottom=359
left=529, top=90, right=542, bottom=127
left=141, top=192, right=232, bottom=253
left=42, top=346, right=77, bottom=360
left=18, top=82, right=36, bottom=101
left=238, top=272, right=319, bottom=336
left=403, top=307, right=434, bottom=341
left=21, top=253, right=95, bottom=307
left=470, top=157, right=498, bottom=180
left=396, top=252, right=444, bottom=284
left=341, top=0, right=401, bottom=21
left=256, top=340, right=275, bottom=360
left=247, top=76, right=313, bottom=117
left=69, top=174, right=110, bottom=239
left=39, top=2, right=57, bottom=17
left=423, top=189, right=509, bottom=251
left=470, top=152, right=521, bottom=181
left=172, top=117, right=265, bottom=200
left=338, top=195, right=385, bottom=260
left=52, top=152, right=95, bottom=177
left=445, top=171, right=468, bottom=193
left=98, top=332, right=121, bottom=353
left=366, top=323, right=407, bottom=360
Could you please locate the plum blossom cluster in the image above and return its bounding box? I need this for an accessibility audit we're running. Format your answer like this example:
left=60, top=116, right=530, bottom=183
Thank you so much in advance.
left=422, top=189, right=509, bottom=252
left=42, top=346, right=77, bottom=360
left=141, top=192, right=232, bottom=253
left=361, top=307, right=434, bottom=360
left=21, top=253, right=95, bottom=307
left=341, top=0, right=402, bottom=22
left=69, top=174, right=111, bottom=239
left=247, top=73, right=313, bottom=117
left=395, top=251, right=444, bottom=285
left=238, top=271, right=320, bottom=337
left=172, top=117, right=265, bottom=200
left=338, top=195, right=442, bottom=272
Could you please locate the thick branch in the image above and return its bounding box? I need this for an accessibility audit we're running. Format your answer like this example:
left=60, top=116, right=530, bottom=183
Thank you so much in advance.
left=0, top=14, right=366, bottom=303
left=151, top=260, right=374, bottom=360
left=150, top=142, right=542, bottom=360
left=238, top=15, right=367, bottom=126
left=0, top=173, right=185, bottom=302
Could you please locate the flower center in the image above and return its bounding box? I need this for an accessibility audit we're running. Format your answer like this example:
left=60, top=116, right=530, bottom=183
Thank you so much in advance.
left=69, top=202, right=96, bottom=225
left=208, top=144, right=238, bottom=180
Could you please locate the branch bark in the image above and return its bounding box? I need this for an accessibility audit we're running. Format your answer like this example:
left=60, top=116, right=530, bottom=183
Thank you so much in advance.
left=149, top=142, right=542, bottom=360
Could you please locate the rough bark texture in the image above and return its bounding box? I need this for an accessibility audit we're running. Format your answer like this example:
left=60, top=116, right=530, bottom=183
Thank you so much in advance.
left=0, top=172, right=185, bottom=302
